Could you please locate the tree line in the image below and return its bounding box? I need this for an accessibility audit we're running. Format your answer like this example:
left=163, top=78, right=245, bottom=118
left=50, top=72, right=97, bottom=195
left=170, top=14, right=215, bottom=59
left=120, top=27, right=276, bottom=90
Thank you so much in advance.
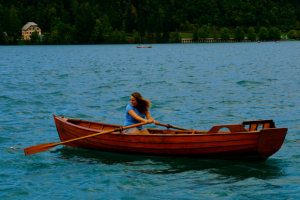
left=0, top=0, right=299, bottom=44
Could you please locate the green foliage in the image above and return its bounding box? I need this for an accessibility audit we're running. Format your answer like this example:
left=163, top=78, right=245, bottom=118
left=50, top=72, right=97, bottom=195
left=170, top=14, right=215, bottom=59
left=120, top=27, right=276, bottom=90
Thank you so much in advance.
left=287, top=30, right=299, bottom=39
left=0, top=4, right=7, bottom=44
left=133, top=31, right=141, bottom=44
left=220, top=27, right=230, bottom=40
left=30, top=30, right=40, bottom=44
left=7, top=5, right=21, bottom=44
left=198, top=25, right=209, bottom=39
left=234, top=27, right=245, bottom=40
left=171, top=30, right=181, bottom=43
left=210, top=26, right=219, bottom=40
left=110, top=30, right=127, bottom=44
left=268, top=27, right=281, bottom=40
left=91, top=19, right=104, bottom=44
left=74, top=2, right=96, bottom=44
left=247, top=27, right=256, bottom=41
left=101, top=15, right=113, bottom=42
left=44, top=20, right=74, bottom=44
left=193, top=28, right=199, bottom=41
left=0, top=0, right=299, bottom=44
left=258, top=27, right=269, bottom=41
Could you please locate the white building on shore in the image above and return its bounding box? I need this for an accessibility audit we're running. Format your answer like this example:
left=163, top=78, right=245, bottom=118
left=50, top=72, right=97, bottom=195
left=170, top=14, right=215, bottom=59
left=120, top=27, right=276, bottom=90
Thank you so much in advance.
left=22, top=22, right=42, bottom=40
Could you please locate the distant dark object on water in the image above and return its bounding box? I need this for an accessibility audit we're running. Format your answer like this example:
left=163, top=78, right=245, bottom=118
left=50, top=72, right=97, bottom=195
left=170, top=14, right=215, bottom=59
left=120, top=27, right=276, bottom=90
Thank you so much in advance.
left=137, top=45, right=152, bottom=48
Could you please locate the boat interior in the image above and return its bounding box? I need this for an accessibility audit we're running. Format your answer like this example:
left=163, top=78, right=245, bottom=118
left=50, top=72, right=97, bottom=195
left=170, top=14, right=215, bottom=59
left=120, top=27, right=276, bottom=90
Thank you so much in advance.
left=64, top=117, right=276, bottom=135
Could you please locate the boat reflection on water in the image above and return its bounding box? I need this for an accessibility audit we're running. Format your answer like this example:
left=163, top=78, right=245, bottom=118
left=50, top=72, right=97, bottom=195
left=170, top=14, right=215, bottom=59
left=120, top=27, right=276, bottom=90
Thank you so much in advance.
left=54, top=146, right=284, bottom=180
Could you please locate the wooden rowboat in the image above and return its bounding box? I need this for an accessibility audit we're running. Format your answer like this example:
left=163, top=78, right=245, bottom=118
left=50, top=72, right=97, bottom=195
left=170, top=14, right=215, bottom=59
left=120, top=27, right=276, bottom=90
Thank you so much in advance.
left=53, top=115, right=287, bottom=159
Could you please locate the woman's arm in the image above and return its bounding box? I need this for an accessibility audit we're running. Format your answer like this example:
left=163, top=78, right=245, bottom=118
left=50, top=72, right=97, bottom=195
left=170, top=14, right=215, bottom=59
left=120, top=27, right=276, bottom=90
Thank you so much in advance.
left=145, top=110, right=158, bottom=124
left=145, top=110, right=153, bottom=120
left=128, top=110, right=153, bottom=123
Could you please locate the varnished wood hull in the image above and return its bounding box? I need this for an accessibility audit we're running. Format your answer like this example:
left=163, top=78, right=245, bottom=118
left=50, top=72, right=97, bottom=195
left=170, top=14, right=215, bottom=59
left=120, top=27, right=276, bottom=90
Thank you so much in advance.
left=53, top=115, right=287, bottom=159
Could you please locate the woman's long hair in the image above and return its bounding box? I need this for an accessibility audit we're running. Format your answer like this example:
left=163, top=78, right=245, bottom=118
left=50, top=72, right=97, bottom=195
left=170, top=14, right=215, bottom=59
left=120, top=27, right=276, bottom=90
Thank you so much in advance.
left=131, top=92, right=151, bottom=114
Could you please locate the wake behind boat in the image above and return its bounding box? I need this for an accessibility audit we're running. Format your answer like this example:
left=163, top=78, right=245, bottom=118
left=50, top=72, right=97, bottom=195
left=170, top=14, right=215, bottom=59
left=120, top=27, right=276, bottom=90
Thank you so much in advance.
left=53, top=115, right=287, bottom=159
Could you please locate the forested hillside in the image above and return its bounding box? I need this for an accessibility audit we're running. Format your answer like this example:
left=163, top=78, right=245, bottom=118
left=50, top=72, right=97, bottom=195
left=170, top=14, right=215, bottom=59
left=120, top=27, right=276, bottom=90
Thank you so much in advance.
left=0, top=0, right=299, bottom=44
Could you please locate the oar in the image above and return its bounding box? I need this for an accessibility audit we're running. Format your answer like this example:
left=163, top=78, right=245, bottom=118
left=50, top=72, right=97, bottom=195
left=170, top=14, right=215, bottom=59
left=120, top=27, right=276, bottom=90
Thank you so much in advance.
left=24, top=121, right=152, bottom=156
left=155, top=122, right=187, bottom=131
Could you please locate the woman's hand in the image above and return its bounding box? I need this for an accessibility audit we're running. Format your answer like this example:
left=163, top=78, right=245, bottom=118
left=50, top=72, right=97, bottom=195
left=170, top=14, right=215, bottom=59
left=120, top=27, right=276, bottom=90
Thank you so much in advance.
left=146, top=119, right=155, bottom=123
left=146, top=119, right=159, bottom=124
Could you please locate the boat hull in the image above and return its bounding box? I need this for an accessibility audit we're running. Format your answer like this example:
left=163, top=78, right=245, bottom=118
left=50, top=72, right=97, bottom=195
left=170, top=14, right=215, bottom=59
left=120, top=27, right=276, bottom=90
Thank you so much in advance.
left=53, top=115, right=287, bottom=159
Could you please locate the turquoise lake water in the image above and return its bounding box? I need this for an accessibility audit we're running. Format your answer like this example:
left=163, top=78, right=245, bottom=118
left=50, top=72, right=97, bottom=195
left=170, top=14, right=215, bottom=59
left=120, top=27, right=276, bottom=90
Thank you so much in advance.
left=0, top=42, right=299, bottom=199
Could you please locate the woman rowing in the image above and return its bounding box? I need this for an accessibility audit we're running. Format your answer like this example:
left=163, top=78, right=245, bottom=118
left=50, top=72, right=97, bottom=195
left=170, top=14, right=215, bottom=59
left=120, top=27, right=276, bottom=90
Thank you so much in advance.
left=124, top=92, right=158, bottom=134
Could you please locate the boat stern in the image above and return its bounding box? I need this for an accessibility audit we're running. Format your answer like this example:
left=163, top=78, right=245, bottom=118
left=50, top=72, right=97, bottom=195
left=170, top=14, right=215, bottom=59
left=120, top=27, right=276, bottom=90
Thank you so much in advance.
left=257, top=128, right=288, bottom=159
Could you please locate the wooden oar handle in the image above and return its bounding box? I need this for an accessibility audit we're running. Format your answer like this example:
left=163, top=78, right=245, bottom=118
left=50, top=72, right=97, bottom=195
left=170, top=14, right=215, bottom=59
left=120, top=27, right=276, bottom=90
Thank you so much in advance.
left=155, top=122, right=187, bottom=131
left=117, top=121, right=152, bottom=131
left=156, top=122, right=172, bottom=128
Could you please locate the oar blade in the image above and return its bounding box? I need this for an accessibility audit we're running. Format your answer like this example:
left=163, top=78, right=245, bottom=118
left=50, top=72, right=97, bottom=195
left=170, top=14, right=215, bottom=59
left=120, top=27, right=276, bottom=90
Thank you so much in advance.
left=24, top=143, right=58, bottom=156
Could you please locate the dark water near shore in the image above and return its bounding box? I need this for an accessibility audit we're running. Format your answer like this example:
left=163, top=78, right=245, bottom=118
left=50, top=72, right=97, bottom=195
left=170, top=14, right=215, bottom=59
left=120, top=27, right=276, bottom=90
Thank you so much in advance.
left=0, top=42, right=299, bottom=199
